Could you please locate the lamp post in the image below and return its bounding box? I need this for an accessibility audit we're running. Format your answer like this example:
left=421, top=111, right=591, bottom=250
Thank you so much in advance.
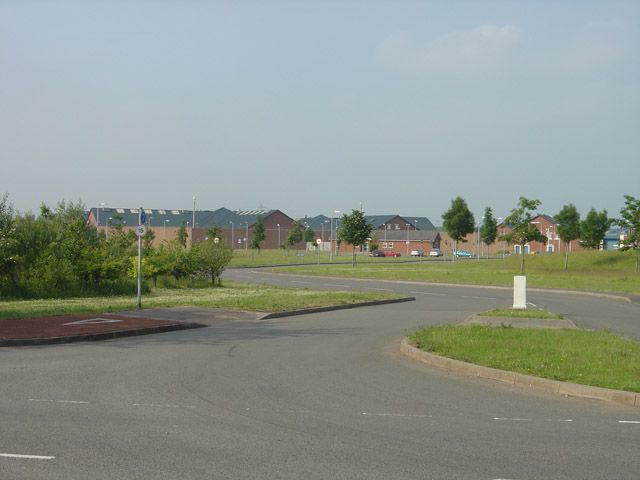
left=498, top=217, right=504, bottom=259
left=277, top=224, right=281, bottom=251
left=245, top=222, right=249, bottom=250
left=192, top=196, right=196, bottom=246
left=333, top=210, right=340, bottom=260
left=229, top=221, right=234, bottom=249
left=164, top=219, right=170, bottom=238
left=406, top=223, right=411, bottom=256
left=97, top=202, right=106, bottom=231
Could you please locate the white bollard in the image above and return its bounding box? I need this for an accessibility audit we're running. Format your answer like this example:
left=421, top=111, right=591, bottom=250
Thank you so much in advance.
left=513, top=275, right=527, bottom=309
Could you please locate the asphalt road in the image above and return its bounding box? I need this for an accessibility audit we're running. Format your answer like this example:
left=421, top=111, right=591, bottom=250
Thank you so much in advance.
left=1, top=268, right=639, bottom=479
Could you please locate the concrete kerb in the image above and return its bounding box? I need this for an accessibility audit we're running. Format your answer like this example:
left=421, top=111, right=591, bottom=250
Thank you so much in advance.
left=260, top=296, right=415, bottom=320
left=1, top=322, right=207, bottom=347
left=400, top=338, right=639, bottom=408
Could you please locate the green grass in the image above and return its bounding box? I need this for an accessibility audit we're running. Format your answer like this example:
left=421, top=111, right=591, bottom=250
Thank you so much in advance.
left=0, top=282, right=404, bottom=320
left=228, top=248, right=406, bottom=267
left=409, top=325, right=640, bottom=392
left=479, top=308, right=564, bottom=320
left=274, top=250, right=640, bottom=294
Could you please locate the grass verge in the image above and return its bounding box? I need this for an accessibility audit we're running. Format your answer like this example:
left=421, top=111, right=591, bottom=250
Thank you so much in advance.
left=409, top=325, right=640, bottom=392
left=275, top=250, right=640, bottom=295
left=478, top=308, right=564, bottom=320
left=0, top=282, right=404, bottom=320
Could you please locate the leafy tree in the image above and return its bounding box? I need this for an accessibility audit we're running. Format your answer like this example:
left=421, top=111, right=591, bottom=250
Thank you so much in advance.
left=143, top=228, right=156, bottom=254
left=302, top=225, right=316, bottom=243
left=194, top=237, right=233, bottom=285
left=479, top=207, right=498, bottom=257
left=554, top=204, right=581, bottom=270
left=337, top=209, right=373, bottom=266
left=250, top=216, right=266, bottom=252
left=442, top=197, right=475, bottom=263
left=0, top=193, right=17, bottom=282
left=176, top=222, right=188, bottom=248
left=580, top=208, right=611, bottom=250
left=617, top=194, right=640, bottom=273
left=501, top=197, right=545, bottom=275
left=286, top=220, right=304, bottom=250
left=205, top=226, right=223, bottom=242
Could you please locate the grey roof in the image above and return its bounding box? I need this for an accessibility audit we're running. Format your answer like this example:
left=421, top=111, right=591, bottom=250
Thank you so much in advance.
left=365, top=215, right=435, bottom=230
left=90, top=207, right=281, bottom=228
left=371, top=230, right=440, bottom=242
left=300, top=215, right=332, bottom=230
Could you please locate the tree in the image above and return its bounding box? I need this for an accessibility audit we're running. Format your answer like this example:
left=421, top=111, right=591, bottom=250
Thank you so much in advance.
left=176, top=222, right=188, bottom=248
left=205, top=226, right=223, bottom=242
left=479, top=207, right=498, bottom=258
left=194, top=237, right=233, bottom=285
left=286, top=220, right=304, bottom=250
left=337, top=209, right=373, bottom=266
left=250, top=216, right=266, bottom=253
left=554, top=204, right=581, bottom=270
left=501, top=197, right=545, bottom=275
left=442, top=197, right=475, bottom=263
left=0, top=193, right=17, bottom=281
left=618, top=195, right=640, bottom=273
left=302, top=225, right=316, bottom=243
left=580, top=208, right=611, bottom=250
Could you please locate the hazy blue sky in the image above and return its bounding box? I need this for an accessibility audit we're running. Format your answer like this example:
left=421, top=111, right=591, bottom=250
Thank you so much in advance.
left=2, top=1, right=638, bottom=222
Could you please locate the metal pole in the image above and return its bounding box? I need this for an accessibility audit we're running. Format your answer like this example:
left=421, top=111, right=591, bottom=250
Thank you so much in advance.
left=245, top=222, right=248, bottom=250
left=192, top=196, right=196, bottom=246
left=230, top=221, right=234, bottom=249
left=137, top=206, right=143, bottom=309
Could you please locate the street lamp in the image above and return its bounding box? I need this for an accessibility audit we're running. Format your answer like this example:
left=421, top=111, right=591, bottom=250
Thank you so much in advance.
left=245, top=222, right=249, bottom=250
left=229, top=221, right=234, bottom=249
left=277, top=224, right=281, bottom=250
left=406, top=224, right=411, bottom=256
left=96, top=202, right=106, bottom=231
left=332, top=210, right=340, bottom=260
left=164, top=219, right=170, bottom=237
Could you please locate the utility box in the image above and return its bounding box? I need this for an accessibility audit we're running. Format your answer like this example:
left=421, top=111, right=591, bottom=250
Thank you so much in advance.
left=513, top=275, right=527, bottom=309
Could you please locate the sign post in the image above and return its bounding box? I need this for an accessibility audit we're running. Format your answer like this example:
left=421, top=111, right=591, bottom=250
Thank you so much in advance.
left=135, top=208, right=146, bottom=309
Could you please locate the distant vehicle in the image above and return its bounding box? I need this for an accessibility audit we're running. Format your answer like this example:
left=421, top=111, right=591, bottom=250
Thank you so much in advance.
left=453, top=250, right=472, bottom=258
left=429, top=249, right=442, bottom=257
left=384, top=251, right=401, bottom=257
left=369, top=250, right=386, bottom=257
left=410, top=250, right=423, bottom=257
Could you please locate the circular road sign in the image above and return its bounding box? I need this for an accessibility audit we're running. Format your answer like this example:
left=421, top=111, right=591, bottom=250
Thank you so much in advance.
left=135, top=225, right=147, bottom=237
left=316, top=238, right=322, bottom=245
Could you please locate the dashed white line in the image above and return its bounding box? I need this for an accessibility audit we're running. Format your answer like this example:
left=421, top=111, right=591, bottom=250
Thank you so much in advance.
left=362, top=412, right=432, bottom=418
left=618, top=420, right=640, bottom=424
left=410, top=291, right=446, bottom=296
left=28, top=399, right=89, bottom=405
left=544, top=419, right=573, bottom=422
left=493, top=417, right=532, bottom=422
left=0, top=453, right=55, bottom=460
left=461, top=295, right=497, bottom=300
left=131, top=403, right=196, bottom=409
left=363, top=287, right=393, bottom=292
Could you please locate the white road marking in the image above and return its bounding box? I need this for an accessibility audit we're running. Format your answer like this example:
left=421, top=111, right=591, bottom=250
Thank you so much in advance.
left=325, top=283, right=350, bottom=288
left=0, top=453, right=55, bottom=460
left=493, top=417, right=532, bottom=422
left=28, top=399, right=89, bottom=405
left=362, top=412, right=432, bottom=418
left=618, top=420, right=640, bottom=424
left=544, top=419, right=573, bottom=422
left=461, top=295, right=497, bottom=300
left=410, top=291, right=446, bottom=296
left=363, top=287, right=393, bottom=292
left=63, top=318, right=122, bottom=325
left=132, top=403, right=196, bottom=409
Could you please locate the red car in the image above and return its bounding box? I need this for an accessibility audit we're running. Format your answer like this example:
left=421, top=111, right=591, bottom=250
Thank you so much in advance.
left=383, top=251, right=401, bottom=257
left=369, top=250, right=401, bottom=257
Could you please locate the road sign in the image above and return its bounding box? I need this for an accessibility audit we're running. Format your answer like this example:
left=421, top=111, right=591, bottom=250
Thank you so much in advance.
left=214, top=237, right=220, bottom=244
left=140, top=210, right=146, bottom=224
left=135, top=225, right=146, bottom=237
left=316, top=238, right=322, bottom=245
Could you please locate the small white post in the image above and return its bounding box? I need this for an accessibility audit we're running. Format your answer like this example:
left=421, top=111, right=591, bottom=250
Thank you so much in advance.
left=513, top=275, right=527, bottom=309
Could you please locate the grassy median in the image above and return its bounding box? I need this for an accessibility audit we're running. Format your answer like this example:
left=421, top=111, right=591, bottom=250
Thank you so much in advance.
left=409, top=325, right=640, bottom=392
left=0, top=282, right=404, bottom=320
left=276, top=250, right=640, bottom=295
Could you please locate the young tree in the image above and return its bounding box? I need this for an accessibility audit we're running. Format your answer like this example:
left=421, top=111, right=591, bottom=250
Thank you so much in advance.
left=442, top=197, right=475, bottom=263
left=554, top=204, right=581, bottom=270
left=501, top=197, right=545, bottom=275
left=0, top=193, right=17, bottom=282
left=479, top=207, right=498, bottom=258
left=176, top=222, right=188, bottom=248
left=250, top=216, right=266, bottom=253
left=337, top=209, right=373, bottom=266
left=580, top=208, right=611, bottom=250
left=618, top=194, right=640, bottom=273
left=286, top=220, right=304, bottom=250
left=194, top=237, right=233, bottom=285
left=205, top=226, right=223, bottom=241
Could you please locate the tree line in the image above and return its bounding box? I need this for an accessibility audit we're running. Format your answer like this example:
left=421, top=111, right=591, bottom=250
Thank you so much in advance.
left=441, top=195, right=640, bottom=273
left=0, top=196, right=233, bottom=299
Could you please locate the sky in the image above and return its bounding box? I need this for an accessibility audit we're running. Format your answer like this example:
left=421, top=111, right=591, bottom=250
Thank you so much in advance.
left=2, top=0, right=639, bottom=223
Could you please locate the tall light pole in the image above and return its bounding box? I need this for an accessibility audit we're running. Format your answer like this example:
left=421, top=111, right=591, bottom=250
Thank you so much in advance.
left=245, top=222, right=249, bottom=250
left=332, top=210, right=340, bottom=260
left=229, top=221, right=234, bottom=249
left=406, top=223, right=411, bottom=256
left=192, top=196, right=196, bottom=246
left=164, top=219, right=170, bottom=238
left=97, top=202, right=106, bottom=231
left=277, top=224, right=281, bottom=251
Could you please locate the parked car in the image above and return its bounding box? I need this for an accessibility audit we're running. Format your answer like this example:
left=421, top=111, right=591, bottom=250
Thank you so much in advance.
left=369, top=250, right=386, bottom=257
left=453, top=250, right=473, bottom=258
left=384, top=251, right=401, bottom=257
left=410, top=250, right=423, bottom=257
left=429, top=249, right=442, bottom=257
